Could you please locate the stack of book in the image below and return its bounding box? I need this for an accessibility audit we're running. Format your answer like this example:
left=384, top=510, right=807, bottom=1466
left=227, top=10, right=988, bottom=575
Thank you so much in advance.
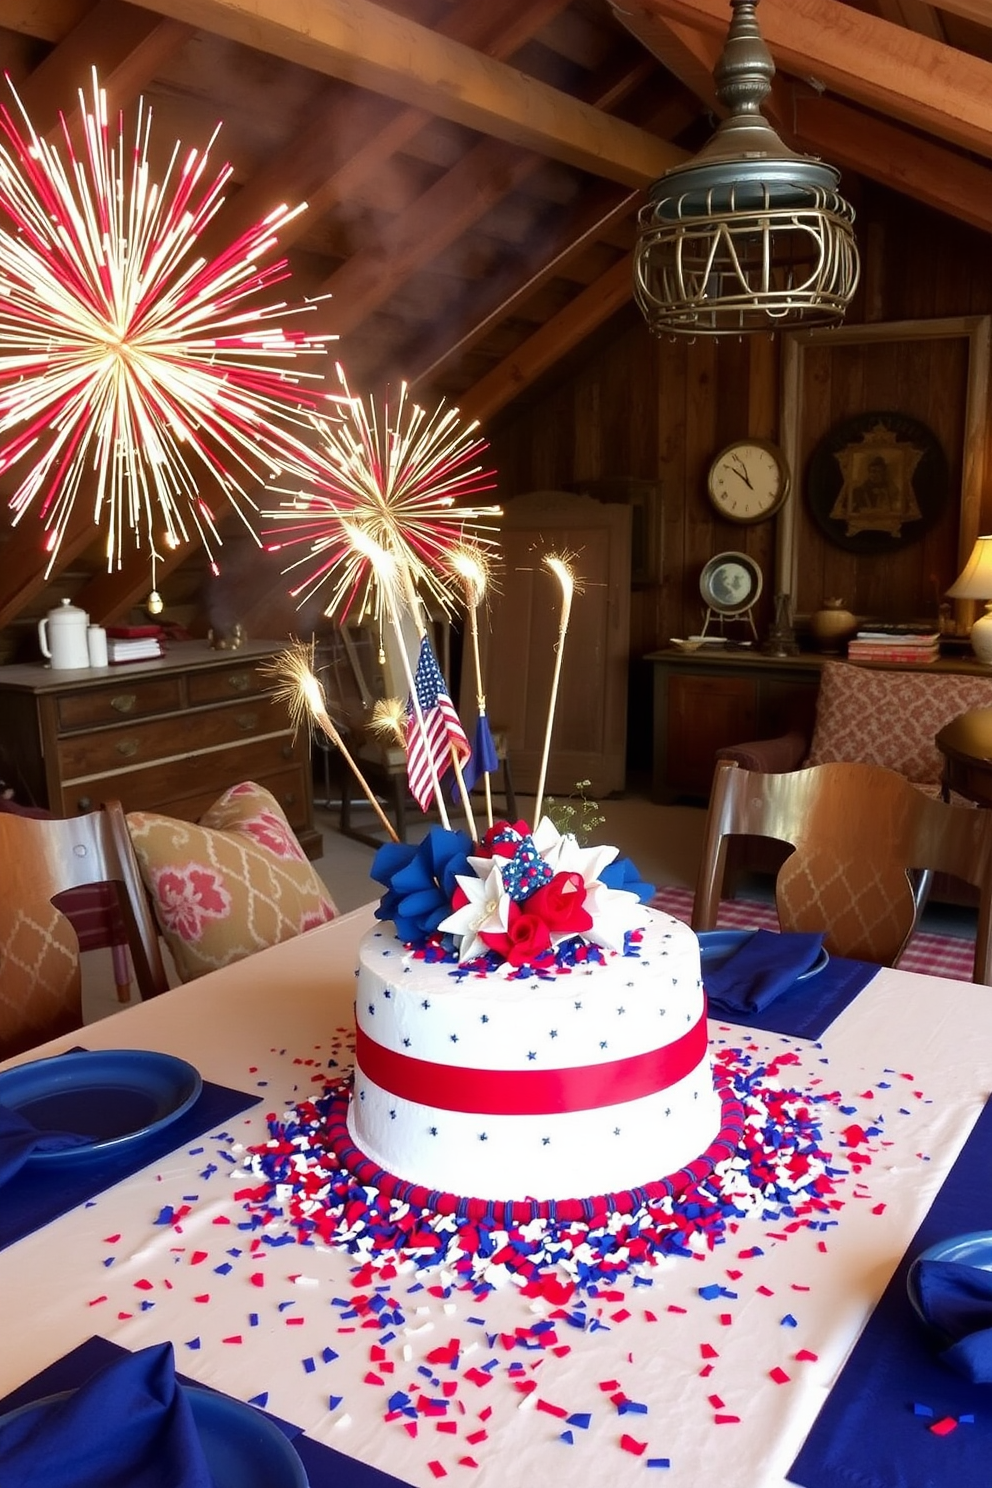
left=846, top=625, right=940, bottom=663
left=105, top=625, right=165, bottom=664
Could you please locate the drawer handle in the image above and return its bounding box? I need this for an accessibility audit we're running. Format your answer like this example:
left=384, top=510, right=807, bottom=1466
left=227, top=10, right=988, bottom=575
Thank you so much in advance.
left=116, top=739, right=139, bottom=758
left=227, top=673, right=251, bottom=692
left=281, top=744, right=294, bottom=760
left=236, top=712, right=259, bottom=732
left=111, top=693, right=137, bottom=713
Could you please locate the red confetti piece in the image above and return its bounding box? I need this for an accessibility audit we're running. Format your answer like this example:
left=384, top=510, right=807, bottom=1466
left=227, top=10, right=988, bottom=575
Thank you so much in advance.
left=190, top=1250, right=208, bottom=1265
left=700, top=1344, right=719, bottom=1359
left=478, top=1407, right=493, bottom=1422
left=795, top=1350, right=819, bottom=1362
left=666, top=1305, right=687, bottom=1315
left=644, top=1310, right=658, bottom=1323
left=930, top=1417, right=958, bottom=1436
left=285, top=1317, right=304, bottom=1326
left=134, top=1279, right=154, bottom=1291
left=620, top=1435, right=647, bottom=1456
left=714, top=1414, right=741, bottom=1425
left=699, top=1365, right=714, bottom=1378
left=599, top=1379, right=621, bottom=1391
left=463, top=1370, right=492, bottom=1388
left=769, top=1368, right=790, bottom=1384
left=466, top=1430, right=488, bottom=1445
left=222, top=1336, right=243, bottom=1345
left=719, top=1314, right=733, bottom=1326
left=611, top=1308, right=631, bottom=1322
left=708, top=1394, right=725, bottom=1409
left=102, top=1234, right=121, bottom=1244
left=537, top=1399, right=569, bottom=1419
left=435, top=1421, right=457, bottom=1435
left=757, top=1285, right=774, bottom=1297
left=117, top=1312, right=132, bottom=1320
left=87, top=1297, right=107, bottom=1307
left=428, top=1462, right=447, bottom=1479
left=364, top=1373, right=384, bottom=1386
left=872, top=1203, right=886, bottom=1215
left=457, top=1459, right=479, bottom=1469
left=193, top=1294, right=210, bottom=1304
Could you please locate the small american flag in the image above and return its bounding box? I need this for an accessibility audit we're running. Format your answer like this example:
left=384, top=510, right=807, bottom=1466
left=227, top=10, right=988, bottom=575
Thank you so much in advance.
left=406, top=636, right=470, bottom=811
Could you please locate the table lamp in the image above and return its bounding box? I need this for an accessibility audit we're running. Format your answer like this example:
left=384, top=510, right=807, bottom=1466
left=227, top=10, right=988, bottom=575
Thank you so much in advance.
left=947, top=535, right=992, bottom=663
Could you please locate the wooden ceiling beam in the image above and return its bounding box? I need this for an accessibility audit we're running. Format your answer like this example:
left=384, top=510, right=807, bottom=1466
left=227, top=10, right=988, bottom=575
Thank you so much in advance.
left=793, top=91, right=992, bottom=237
left=15, top=2, right=193, bottom=137
left=136, top=0, right=685, bottom=186
left=198, top=0, right=572, bottom=260
left=458, top=255, right=634, bottom=425
left=315, top=50, right=656, bottom=336
left=873, top=0, right=945, bottom=42
left=617, top=0, right=992, bottom=162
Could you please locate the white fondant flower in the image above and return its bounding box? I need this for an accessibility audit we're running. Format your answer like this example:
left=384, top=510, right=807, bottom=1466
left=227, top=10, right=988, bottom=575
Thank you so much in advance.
left=531, top=815, right=618, bottom=884
left=437, top=861, right=511, bottom=962
left=581, top=880, right=651, bottom=952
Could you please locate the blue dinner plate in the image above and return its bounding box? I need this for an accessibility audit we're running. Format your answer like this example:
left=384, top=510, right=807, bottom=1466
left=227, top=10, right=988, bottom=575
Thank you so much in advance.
left=0, top=1387, right=309, bottom=1488
left=697, top=928, right=829, bottom=980
left=906, top=1230, right=992, bottom=1342
left=0, top=1049, right=202, bottom=1164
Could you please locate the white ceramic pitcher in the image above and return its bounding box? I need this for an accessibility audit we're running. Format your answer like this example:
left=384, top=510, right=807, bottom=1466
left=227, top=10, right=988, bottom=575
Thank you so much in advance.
left=38, top=598, right=91, bottom=669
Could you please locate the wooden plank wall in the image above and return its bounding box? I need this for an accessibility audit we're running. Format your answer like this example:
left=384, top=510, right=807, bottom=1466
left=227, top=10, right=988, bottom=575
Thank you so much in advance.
left=487, top=185, right=992, bottom=660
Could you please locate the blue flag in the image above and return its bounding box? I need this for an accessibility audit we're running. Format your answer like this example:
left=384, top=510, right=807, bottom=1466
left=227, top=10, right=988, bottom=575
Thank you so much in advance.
left=454, top=714, right=500, bottom=798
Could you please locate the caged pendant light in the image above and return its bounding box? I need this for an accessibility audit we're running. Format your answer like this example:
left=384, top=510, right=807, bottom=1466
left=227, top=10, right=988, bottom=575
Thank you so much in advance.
left=632, top=0, right=860, bottom=337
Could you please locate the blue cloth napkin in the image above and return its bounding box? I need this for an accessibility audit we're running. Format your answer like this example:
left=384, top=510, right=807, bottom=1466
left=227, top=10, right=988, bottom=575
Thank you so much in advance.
left=2, top=1336, right=416, bottom=1488
left=0, top=1342, right=212, bottom=1488
left=704, top=928, right=826, bottom=1012
left=914, top=1257, right=992, bottom=1382
left=0, top=1101, right=89, bottom=1186
left=790, top=1094, right=992, bottom=1488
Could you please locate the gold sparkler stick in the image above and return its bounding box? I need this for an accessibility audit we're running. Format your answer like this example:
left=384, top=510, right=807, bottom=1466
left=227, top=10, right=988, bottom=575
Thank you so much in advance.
left=533, top=553, right=577, bottom=826
left=349, top=523, right=452, bottom=830
left=264, top=641, right=399, bottom=843
left=451, top=545, right=495, bottom=830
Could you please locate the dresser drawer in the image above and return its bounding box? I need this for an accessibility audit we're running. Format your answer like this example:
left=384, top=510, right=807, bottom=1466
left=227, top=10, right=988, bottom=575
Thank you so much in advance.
left=57, top=735, right=303, bottom=815
left=187, top=663, right=271, bottom=705
left=55, top=677, right=183, bottom=731
left=57, top=705, right=292, bottom=780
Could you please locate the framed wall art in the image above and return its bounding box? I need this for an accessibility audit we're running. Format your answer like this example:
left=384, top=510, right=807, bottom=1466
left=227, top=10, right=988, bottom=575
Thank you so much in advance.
left=806, top=411, right=948, bottom=555
left=776, top=315, right=992, bottom=603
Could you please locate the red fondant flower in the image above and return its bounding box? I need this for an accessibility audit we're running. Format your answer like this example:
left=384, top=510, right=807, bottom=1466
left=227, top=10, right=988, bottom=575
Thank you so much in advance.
left=480, top=903, right=553, bottom=967
left=524, top=871, right=592, bottom=935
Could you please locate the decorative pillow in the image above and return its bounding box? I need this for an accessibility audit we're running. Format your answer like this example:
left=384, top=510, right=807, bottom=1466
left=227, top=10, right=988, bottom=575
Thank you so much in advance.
left=127, top=782, right=336, bottom=982
left=806, top=662, right=992, bottom=784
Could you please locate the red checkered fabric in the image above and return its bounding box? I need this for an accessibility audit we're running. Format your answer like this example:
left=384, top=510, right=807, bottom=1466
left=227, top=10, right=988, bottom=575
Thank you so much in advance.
left=651, top=885, right=975, bottom=982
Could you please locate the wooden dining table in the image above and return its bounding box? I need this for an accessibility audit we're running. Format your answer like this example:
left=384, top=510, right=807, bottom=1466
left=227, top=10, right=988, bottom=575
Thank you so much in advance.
left=1, top=902, right=990, bottom=1487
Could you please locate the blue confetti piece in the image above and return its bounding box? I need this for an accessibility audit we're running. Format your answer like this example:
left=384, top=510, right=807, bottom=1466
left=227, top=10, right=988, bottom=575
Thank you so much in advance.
left=248, top=1391, right=268, bottom=1406
left=619, top=1400, right=648, bottom=1415
left=567, top=1413, right=591, bottom=1429
left=559, top=1430, right=574, bottom=1445
left=322, top=1347, right=339, bottom=1363
left=278, top=1301, right=296, bottom=1313
left=913, top=1403, right=934, bottom=1417
left=960, top=1414, right=975, bottom=1424
left=303, top=1357, right=316, bottom=1374
left=214, top=1262, right=233, bottom=1275
left=698, top=1284, right=723, bottom=1301
left=781, top=1314, right=798, bottom=1328
left=154, top=1206, right=175, bottom=1225
left=185, top=1338, right=201, bottom=1350
left=139, top=1301, right=155, bottom=1312
left=249, top=1314, right=259, bottom=1327
left=646, top=1458, right=671, bottom=1469
left=102, top=1257, right=114, bottom=1268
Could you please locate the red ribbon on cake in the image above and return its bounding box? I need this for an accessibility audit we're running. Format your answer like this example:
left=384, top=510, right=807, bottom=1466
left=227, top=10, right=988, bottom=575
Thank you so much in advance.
left=354, top=1010, right=708, bottom=1115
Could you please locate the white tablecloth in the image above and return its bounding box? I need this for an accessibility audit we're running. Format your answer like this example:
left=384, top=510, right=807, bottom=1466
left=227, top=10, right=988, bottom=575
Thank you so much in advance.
left=1, top=903, right=989, bottom=1487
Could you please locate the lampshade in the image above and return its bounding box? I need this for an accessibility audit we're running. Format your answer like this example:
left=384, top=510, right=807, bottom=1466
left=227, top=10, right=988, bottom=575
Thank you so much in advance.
left=632, top=0, right=860, bottom=337
left=947, top=535, right=992, bottom=664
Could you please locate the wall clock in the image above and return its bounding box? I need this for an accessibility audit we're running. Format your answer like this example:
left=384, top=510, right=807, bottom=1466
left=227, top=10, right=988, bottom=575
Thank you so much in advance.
left=707, top=439, right=790, bottom=524
left=806, top=411, right=948, bottom=555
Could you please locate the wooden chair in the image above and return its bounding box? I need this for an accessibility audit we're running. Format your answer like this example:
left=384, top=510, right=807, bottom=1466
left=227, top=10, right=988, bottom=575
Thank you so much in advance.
left=0, top=800, right=169, bottom=1059
left=693, top=759, right=992, bottom=983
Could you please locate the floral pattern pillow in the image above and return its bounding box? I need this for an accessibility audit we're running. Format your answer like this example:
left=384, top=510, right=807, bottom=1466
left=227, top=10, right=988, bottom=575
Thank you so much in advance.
left=127, top=782, right=336, bottom=982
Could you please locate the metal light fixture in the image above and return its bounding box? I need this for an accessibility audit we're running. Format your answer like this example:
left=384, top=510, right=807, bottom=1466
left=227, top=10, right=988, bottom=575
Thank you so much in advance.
left=633, top=0, right=860, bottom=337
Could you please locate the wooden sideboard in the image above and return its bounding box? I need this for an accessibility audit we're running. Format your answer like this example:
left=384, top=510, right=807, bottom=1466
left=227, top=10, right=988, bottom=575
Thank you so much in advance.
left=0, top=641, right=320, bottom=857
left=645, top=647, right=992, bottom=801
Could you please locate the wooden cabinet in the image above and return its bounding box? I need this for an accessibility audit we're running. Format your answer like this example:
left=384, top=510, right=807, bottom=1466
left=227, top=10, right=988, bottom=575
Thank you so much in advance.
left=647, top=651, right=824, bottom=800
left=0, top=641, right=320, bottom=857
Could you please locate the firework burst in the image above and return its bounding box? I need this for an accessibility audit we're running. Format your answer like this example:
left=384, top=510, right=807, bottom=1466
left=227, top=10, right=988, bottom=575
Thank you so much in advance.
left=0, top=70, right=334, bottom=579
left=264, top=364, right=501, bottom=621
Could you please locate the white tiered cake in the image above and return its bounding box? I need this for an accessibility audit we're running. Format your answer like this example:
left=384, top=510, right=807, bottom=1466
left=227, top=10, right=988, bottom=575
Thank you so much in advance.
left=346, top=818, right=719, bottom=1203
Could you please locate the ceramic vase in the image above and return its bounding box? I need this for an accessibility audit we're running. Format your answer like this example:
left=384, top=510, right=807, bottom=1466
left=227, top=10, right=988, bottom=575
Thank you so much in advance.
left=809, top=598, right=858, bottom=653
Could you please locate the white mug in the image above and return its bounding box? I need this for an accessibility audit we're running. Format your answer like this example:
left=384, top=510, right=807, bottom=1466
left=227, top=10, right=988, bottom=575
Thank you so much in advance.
left=87, top=625, right=109, bottom=668
left=38, top=598, right=91, bottom=669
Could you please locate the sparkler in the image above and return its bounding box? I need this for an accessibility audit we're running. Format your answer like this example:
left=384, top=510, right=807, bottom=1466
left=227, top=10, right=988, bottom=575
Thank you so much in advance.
left=264, top=364, right=501, bottom=622
left=264, top=640, right=399, bottom=843
left=0, top=70, right=333, bottom=582
left=450, top=544, right=499, bottom=829
left=533, top=553, right=579, bottom=825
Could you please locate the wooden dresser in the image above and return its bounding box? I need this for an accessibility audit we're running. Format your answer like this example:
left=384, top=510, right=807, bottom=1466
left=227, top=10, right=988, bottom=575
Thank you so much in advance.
left=0, top=641, right=320, bottom=857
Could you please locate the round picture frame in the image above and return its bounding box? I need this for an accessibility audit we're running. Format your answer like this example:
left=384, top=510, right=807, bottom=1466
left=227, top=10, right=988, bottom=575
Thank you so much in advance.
left=806, top=411, right=948, bottom=555
left=699, top=552, right=763, bottom=615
